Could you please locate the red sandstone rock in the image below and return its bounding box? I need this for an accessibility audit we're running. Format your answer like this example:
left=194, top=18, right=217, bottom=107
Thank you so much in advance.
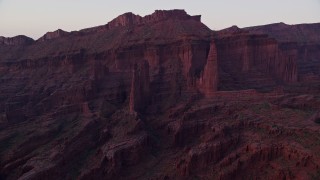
left=108, top=12, right=142, bottom=28
left=38, top=29, right=69, bottom=41
left=244, top=23, right=320, bottom=82
left=215, top=33, right=298, bottom=90
left=129, top=60, right=150, bottom=113
left=143, top=9, right=201, bottom=24
left=0, top=9, right=319, bottom=180
left=198, top=41, right=219, bottom=95
left=80, top=9, right=201, bottom=34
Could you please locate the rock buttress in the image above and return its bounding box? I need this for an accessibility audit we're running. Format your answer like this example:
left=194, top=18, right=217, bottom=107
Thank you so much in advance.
left=129, top=60, right=150, bottom=113
left=198, top=41, right=219, bottom=95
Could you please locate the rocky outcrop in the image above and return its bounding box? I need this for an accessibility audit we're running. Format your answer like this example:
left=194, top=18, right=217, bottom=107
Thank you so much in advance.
left=0, top=9, right=320, bottom=180
left=129, top=60, right=150, bottom=113
left=0, top=35, right=34, bottom=45
left=108, top=12, right=142, bottom=28
left=217, top=25, right=247, bottom=36
left=80, top=9, right=201, bottom=34
left=198, top=41, right=219, bottom=95
left=177, top=137, right=240, bottom=176
left=38, top=29, right=69, bottom=41
left=143, top=9, right=201, bottom=23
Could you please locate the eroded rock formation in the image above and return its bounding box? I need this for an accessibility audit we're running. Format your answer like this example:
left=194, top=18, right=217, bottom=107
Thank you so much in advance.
left=198, top=41, right=219, bottom=95
left=215, top=33, right=298, bottom=90
left=245, top=23, right=320, bottom=83
left=129, top=60, right=150, bottom=113
left=80, top=9, right=201, bottom=34
left=38, top=29, right=69, bottom=41
left=0, top=10, right=320, bottom=180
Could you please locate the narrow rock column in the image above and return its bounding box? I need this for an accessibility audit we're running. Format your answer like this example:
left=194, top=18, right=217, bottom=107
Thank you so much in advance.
left=129, top=60, right=150, bottom=113
left=199, top=41, right=219, bottom=95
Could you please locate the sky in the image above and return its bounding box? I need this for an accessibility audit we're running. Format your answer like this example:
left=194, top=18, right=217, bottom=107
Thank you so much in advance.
left=0, top=0, right=319, bottom=39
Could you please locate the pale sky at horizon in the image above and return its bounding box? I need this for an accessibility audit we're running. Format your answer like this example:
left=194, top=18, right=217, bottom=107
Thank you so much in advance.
left=0, top=0, right=319, bottom=39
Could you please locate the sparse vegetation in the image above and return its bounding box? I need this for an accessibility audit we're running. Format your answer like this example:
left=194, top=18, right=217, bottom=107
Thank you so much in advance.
left=251, top=101, right=271, bottom=114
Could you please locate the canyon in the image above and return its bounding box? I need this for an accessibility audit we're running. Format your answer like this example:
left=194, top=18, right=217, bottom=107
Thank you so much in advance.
left=0, top=10, right=320, bottom=180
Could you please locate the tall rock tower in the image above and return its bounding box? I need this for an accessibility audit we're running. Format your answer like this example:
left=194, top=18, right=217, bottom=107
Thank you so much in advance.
left=199, top=41, right=219, bottom=96
left=129, top=60, right=150, bottom=113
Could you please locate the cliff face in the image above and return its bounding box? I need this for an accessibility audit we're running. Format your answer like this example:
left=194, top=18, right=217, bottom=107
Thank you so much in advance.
left=129, top=60, right=150, bottom=113
left=0, top=10, right=303, bottom=125
left=0, top=9, right=211, bottom=126
left=0, top=10, right=319, bottom=180
left=215, top=33, right=298, bottom=90
left=198, top=41, right=219, bottom=95
left=245, top=23, right=320, bottom=82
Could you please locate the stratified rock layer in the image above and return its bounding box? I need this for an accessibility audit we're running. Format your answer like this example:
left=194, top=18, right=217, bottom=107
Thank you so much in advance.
left=216, top=33, right=298, bottom=91
left=0, top=10, right=320, bottom=180
left=245, top=23, right=320, bottom=83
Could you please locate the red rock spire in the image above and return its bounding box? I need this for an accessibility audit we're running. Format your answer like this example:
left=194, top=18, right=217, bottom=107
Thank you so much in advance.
left=199, top=41, right=219, bottom=95
left=129, top=60, right=150, bottom=113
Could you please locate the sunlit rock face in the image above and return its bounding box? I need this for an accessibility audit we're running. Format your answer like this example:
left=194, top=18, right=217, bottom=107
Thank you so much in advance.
left=198, top=41, right=219, bottom=96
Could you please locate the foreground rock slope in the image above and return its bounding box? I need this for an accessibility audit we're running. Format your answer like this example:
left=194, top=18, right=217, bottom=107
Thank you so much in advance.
left=0, top=10, right=320, bottom=179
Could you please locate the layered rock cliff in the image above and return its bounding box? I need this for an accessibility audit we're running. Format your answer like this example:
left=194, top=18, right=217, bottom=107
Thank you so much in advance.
left=215, top=32, right=298, bottom=91
left=0, top=10, right=320, bottom=180
left=245, top=22, right=320, bottom=82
